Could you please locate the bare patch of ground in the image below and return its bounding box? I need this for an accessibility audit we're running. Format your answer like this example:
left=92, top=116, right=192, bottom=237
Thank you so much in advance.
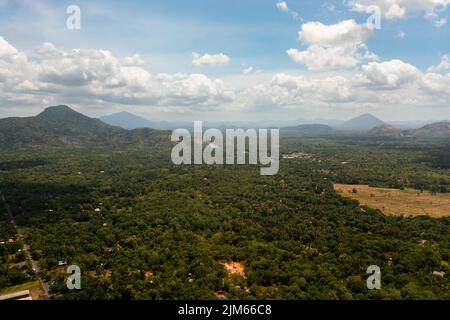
left=218, top=261, right=246, bottom=278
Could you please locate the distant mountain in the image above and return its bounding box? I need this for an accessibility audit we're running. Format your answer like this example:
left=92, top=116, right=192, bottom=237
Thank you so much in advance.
left=100, top=112, right=306, bottom=130
left=100, top=111, right=155, bottom=130
left=341, top=114, right=384, bottom=131
left=4, top=106, right=450, bottom=148
left=0, top=105, right=169, bottom=148
left=387, top=120, right=436, bottom=130
left=404, top=122, right=450, bottom=138
left=367, top=124, right=402, bottom=136
left=281, top=124, right=336, bottom=136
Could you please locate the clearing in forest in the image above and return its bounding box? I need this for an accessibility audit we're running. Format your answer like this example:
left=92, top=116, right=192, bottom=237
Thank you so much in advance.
left=218, top=261, right=246, bottom=278
left=334, top=184, right=450, bottom=218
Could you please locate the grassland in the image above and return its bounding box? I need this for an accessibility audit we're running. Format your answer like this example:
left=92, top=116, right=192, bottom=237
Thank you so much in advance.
left=334, top=184, right=450, bottom=217
left=0, top=280, right=43, bottom=300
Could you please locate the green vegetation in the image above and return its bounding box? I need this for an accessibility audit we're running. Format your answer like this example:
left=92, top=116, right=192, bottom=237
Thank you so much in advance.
left=283, top=136, right=450, bottom=193
left=0, top=135, right=449, bottom=300
left=0, top=213, right=32, bottom=289
left=0, top=280, right=40, bottom=295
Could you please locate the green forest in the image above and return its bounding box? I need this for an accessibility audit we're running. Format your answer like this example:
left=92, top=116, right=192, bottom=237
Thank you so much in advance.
left=0, top=136, right=449, bottom=299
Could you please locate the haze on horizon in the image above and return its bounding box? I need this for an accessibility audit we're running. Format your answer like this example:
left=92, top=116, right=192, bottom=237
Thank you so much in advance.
left=0, top=0, right=449, bottom=122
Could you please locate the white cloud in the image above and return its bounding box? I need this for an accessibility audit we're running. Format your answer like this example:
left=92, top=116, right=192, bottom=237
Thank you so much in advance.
left=348, top=0, right=450, bottom=24
left=287, top=46, right=360, bottom=71
left=299, top=20, right=371, bottom=47
left=123, top=54, right=145, bottom=67
left=435, top=18, right=447, bottom=27
left=276, top=1, right=300, bottom=20
left=287, top=20, right=376, bottom=70
left=421, top=72, right=450, bottom=94
left=0, top=37, right=235, bottom=110
left=1, top=36, right=449, bottom=119
left=243, top=58, right=450, bottom=113
left=192, top=52, right=230, bottom=67
left=35, top=42, right=63, bottom=59
left=272, top=73, right=354, bottom=103
left=428, top=54, right=450, bottom=72
left=243, top=66, right=254, bottom=74
left=386, top=4, right=406, bottom=20
left=0, top=35, right=27, bottom=65
left=361, top=60, right=420, bottom=89
left=0, top=36, right=31, bottom=93
left=276, top=1, right=289, bottom=12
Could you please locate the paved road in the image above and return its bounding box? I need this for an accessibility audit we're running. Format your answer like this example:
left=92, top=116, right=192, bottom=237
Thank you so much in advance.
left=0, top=191, right=51, bottom=299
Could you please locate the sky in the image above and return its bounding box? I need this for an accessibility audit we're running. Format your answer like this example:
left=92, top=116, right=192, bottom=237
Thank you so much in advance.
left=0, top=0, right=450, bottom=121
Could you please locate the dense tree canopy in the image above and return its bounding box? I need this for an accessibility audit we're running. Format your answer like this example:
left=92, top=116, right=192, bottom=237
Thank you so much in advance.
left=0, top=136, right=449, bottom=299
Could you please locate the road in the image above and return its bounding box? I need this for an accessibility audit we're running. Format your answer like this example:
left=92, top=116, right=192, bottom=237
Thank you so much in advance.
left=0, top=190, right=51, bottom=299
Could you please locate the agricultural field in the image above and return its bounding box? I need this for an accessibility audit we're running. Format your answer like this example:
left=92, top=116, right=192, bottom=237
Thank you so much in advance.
left=0, top=281, right=44, bottom=300
left=334, top=184, right=450, bottom=217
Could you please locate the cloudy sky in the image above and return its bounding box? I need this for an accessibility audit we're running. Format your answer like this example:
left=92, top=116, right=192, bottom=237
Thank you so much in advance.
left=0, top=0, right=449, bottom=121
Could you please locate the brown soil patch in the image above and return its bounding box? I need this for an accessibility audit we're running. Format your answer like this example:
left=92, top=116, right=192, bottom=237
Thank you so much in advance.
left=219, top=261, right=246, bottom=278
left=145, top=271, right=153, bottom=281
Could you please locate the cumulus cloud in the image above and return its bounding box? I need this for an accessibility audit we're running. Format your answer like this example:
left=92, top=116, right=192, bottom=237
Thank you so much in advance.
left=298, top=20, right=371, bottom=47
left=272, top=73, right=354, bottom=103
left=0, top=35, right=34, bottom=105
left=243, top=58, right=450, bottom=112
left=361, top=59, right=420, bottom=89
left=287, top=46, right=360, bottom=70
left=421, top=72, right=450, bottom=93
left=1, top=36, right=449, bottom=118
left=192, top=52, right=230, bottom=67
left=347, top=0, right=450, bottom=23
left=428, top=54, right=450, bottom=72
left=123, top=54, right=145, bottom=67
left=0, top=37, right=235, bottom=110
left=287, top=20, right=377, bottom=70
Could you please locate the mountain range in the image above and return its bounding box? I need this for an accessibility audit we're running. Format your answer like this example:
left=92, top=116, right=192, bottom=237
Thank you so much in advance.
left=1, top=106, right=450, bottom=148
left=99, top=111, right=395, bottom=132
left=0, top=106, right=169, bottom=148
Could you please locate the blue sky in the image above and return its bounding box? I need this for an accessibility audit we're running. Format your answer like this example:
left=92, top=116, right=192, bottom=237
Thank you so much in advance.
left=0, top=0, right=450, bottom=121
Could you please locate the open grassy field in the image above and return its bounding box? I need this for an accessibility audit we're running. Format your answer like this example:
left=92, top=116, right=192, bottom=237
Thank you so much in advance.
left=0, top=280, right=43, bottom=300
left=334, top=184, right=450, bottom=217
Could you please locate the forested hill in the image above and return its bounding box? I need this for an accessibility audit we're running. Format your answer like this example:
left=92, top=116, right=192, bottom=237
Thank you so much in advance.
left=405, top=122, right=450, bottom=138
left=0, top=105, right=170, bottom=148
left=3, top=106, right=450, bottom=149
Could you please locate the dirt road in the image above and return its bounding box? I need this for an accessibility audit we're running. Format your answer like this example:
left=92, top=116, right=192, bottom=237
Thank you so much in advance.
left=0, top=191, right=51, bottom=299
